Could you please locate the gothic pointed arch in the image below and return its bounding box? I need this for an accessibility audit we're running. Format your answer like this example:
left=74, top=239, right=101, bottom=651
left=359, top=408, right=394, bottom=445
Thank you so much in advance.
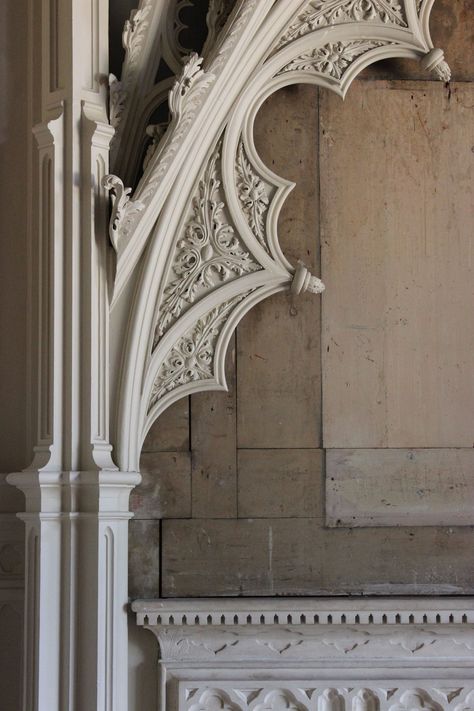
left=104, top=0, right=450, bottom=472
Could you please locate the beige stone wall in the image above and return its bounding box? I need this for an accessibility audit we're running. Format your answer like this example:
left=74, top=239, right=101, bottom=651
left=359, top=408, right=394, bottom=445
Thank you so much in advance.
left=127, top=2, right=474, bottom=598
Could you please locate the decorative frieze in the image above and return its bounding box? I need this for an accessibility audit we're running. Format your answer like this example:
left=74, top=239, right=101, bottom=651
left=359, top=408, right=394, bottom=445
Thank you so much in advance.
left=278, top=0, right=407, bottom=49
left=179, top=687, right=474, bottom=711
left=134, top=599, right=474, bottom=711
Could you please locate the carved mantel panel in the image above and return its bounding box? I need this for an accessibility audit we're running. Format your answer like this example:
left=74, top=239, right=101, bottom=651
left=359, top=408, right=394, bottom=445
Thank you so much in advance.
left=133, top=598, right=474, bottom=711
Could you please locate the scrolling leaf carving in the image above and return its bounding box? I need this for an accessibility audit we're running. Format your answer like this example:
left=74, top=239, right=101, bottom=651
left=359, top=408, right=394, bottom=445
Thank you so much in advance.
left=149, top=292, right=251, bottom=410
left=235, top=141, right=270, bottom=253
left=279, top=0, right=407, bottom=49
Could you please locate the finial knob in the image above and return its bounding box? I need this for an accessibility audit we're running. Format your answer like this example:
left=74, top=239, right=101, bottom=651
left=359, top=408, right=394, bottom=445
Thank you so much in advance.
left=420, top=48, right=451, bottom=82
left=291, top=261, right=325, bottom=296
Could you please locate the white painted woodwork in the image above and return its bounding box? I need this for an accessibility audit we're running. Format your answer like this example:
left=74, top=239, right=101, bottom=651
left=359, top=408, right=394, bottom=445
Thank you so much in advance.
left=133, top=598, right=474, bottom=711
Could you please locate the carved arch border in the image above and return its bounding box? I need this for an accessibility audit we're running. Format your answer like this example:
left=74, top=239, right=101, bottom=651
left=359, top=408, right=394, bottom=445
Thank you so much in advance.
left=105, top=0, right=450, bottom=472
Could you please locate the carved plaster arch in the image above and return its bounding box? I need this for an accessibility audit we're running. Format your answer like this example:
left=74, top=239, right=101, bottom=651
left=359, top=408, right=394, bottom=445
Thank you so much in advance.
left=104, top=0, right=450, bottom=472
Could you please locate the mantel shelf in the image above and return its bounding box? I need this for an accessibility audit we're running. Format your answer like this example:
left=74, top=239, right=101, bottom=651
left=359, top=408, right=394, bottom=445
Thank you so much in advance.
left=132, top=597, right=474, bottom=627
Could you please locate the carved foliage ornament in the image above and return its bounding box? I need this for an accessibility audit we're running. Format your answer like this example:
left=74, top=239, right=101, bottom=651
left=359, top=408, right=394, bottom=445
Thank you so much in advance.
left=149, top=292, right=250, bottom=410
left=109, top=1, right=154, bottom=136
left=235, top=141, right=270, bottom=253
left=279, top=40, right=386, bottom=79
left=105, top=52, right=216, bottom=257
left=154, top=142, right=260, bottom=342
left=278, top=0, right=407, bottom=49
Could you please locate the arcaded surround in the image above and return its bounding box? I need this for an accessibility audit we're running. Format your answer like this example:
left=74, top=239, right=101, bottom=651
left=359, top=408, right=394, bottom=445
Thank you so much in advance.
left=133, top=598, right=474, bottom=711
left=2, top=1, right=459, bottom=711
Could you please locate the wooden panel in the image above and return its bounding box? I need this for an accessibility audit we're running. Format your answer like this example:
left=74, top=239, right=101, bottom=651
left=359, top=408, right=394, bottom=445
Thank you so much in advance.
left=238, top=449, right=323, bottom=518
left=129, top=519, right=160, bottom=599
left=321, top=82, right=474, bottom=449
left=161, top=518, right=474, bottom=597
left=191, top=340, right=237, bottom=518
left=326, top=448, right=474, bottom=527
left=141, top=398, right=189, bottom=452
left=237, top=85, right=321, bottom=449
left=132, top=451, right=191, bottom=518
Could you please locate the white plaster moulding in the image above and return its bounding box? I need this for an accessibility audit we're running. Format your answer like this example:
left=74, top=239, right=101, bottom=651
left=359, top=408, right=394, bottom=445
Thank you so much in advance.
left=133, top=598, right=474, bottom=711
left=133, top=597, right=474, bottom=627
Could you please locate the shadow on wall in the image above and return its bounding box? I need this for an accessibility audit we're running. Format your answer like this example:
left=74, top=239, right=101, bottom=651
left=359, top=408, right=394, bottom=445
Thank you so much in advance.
left=0, top=603, right=22, bottom=710
left=129, top=612, right=159, bottom=711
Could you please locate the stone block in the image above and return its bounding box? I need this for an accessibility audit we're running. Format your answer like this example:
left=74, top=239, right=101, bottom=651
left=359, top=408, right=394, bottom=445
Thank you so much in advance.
left=326, top=448, right=474, bottom=527
left=161, top=518, right=474, bottom=596
left=141, top=398, right=190, bottom=452
left=321, top=82, right=474, bottom=448
left=238, top=448, right=323, bottom=518
left=191, top=341, right=237, bottom=518
left=132, top=451, right=191, bottom=518
left=129, top=519, right=161, bottom=600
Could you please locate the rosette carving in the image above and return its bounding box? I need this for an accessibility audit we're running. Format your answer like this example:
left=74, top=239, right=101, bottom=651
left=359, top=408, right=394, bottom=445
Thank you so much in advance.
left=279, top=40, right=386, bottom=79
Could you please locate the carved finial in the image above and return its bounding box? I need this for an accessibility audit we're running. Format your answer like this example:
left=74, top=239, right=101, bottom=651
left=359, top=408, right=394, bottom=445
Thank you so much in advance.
left=108, top=73, right=126, bottom=129
left=143, top=123, right=168, bottom=171
left=168, top=53, right=215, bottom=117
left=204, top=0, right=235, bottom=56
left=291, top=261, right=325, bottom=296
left=102, top=175, right=145, bottom=251
left=420, top=48, right=451, bottom=82
left=122, top=8, right=144, bottom=53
